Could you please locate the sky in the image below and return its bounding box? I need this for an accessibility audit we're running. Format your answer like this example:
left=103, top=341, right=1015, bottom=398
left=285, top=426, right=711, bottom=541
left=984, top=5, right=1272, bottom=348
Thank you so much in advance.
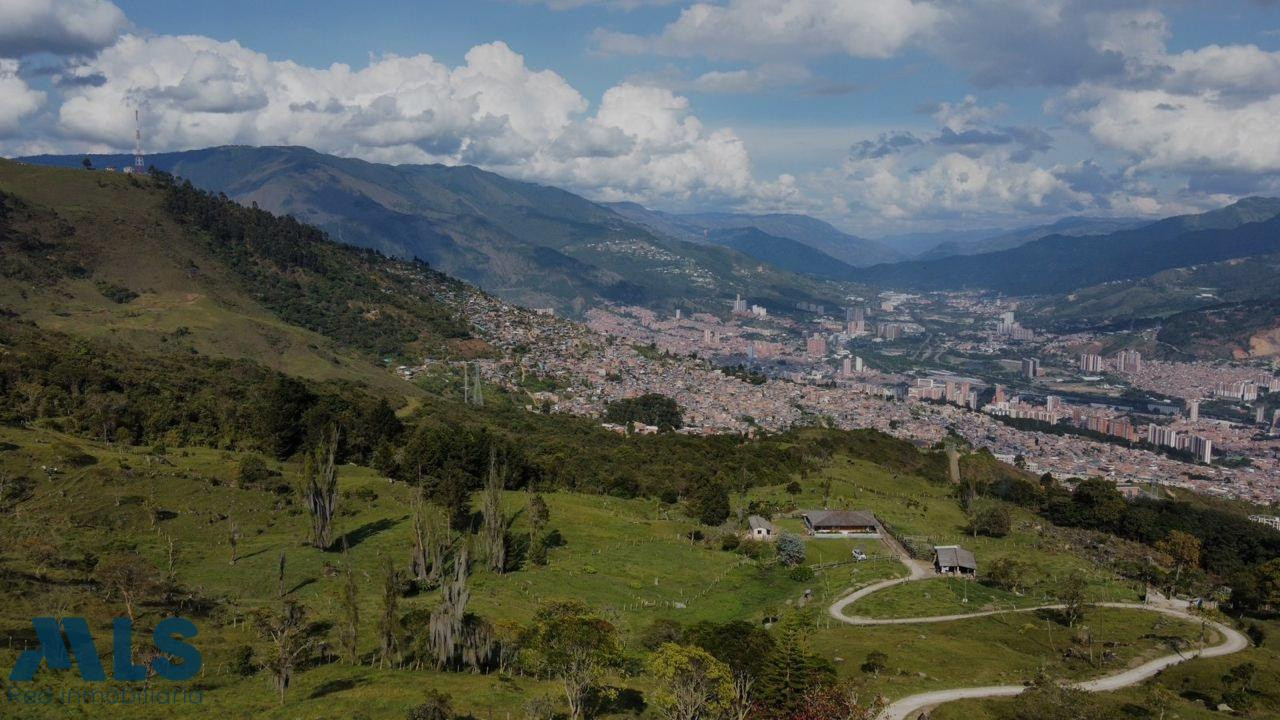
left=2, top=0, right=1280, bottom=237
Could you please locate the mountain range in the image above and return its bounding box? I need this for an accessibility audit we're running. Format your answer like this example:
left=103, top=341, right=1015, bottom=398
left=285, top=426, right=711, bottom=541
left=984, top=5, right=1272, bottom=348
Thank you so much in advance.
left=20, top=147, right=847, bottom=315
left=846, top=197, right=1280, bottom=295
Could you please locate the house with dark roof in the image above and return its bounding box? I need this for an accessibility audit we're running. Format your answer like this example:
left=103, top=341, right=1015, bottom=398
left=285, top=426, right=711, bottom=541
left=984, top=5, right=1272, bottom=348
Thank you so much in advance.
left=932, top=545, right=977, bottom=576
left=802, top=510, right=879, bottom=536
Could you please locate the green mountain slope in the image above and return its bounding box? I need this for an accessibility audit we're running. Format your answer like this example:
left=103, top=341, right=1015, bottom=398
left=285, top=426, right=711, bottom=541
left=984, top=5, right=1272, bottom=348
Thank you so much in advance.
left=0, top=159, right=477, bottom=393
left=22, top=147, right=839, bottom=314
left=1027, top=253, right=1280, bottom=325
left=848, top=198, right=1280, bottom=294
left=707, top=226, right=857, bottom=279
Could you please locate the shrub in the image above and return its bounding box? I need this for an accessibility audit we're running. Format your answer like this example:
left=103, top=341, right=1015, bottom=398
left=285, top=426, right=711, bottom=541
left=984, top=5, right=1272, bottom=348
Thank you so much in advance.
left=788, top=565, right=814, bottom=582
left=229, top=644, right=255, bottom=676
left=776, top=533, right=806, bottom=567
left=720, top=534, right=741, bottom=552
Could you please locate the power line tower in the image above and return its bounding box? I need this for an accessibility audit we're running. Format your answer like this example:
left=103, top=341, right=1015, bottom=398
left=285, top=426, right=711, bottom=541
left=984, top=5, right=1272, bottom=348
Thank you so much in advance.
left=133, top=108, right=144, bottom=173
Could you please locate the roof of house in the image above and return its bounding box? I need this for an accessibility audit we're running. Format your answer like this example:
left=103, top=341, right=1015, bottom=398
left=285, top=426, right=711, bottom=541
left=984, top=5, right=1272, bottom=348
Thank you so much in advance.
left=933, top=545, right=977, bottom=570
left=747, top=515, right=774, bottom=532
left=803, top=510, right=878, bottom=529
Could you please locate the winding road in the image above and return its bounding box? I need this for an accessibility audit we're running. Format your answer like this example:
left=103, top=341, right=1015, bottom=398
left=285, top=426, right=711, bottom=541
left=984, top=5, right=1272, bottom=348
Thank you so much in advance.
left=828, top=546, right=1249, bottom=720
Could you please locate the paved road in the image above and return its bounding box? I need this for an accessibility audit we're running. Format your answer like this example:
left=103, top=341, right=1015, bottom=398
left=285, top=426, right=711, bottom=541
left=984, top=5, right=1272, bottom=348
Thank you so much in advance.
left=828, top=540, right=1249, bottom=720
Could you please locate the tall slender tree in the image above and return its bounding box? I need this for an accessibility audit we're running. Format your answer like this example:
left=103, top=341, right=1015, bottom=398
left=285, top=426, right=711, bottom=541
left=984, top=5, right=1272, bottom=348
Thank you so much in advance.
left=410, top=487, right=449, bottom=585
left=301, top=427, right=340, bottom=550
left=481, top=454, right=507, bottom=574
left=378, top=557, right=402, bottom=668
left=338, top=542, right=360, bottom=665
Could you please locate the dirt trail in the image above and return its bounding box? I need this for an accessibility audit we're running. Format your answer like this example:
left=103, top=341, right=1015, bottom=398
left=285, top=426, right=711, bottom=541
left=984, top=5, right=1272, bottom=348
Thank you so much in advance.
left=828, top=536, right=1248, bottom=720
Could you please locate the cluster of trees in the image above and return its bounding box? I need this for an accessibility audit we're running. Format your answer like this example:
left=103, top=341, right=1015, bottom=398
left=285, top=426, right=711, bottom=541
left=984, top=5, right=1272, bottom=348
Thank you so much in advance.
left=0, top=322, right=404, bottom=463
left=603, top=393, right=685, bottom=430
left=155, top=171, right=471, bottom=356
left=964, top=456, right=1280, bottom=616
left=638, top=614, right=881, bottom=720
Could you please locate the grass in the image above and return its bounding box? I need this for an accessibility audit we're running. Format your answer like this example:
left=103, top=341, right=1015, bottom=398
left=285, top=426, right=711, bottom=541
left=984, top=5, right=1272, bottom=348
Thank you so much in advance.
left=931, top=616, right=1280, bottom=720
left=0, top=160, right=419, bottom=398
left=0, top=427, right=1234, bottom=719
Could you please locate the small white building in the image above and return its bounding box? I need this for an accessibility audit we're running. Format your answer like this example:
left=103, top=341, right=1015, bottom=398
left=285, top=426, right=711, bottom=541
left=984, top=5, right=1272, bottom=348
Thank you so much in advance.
left=746, top=515, right=776, bottom=540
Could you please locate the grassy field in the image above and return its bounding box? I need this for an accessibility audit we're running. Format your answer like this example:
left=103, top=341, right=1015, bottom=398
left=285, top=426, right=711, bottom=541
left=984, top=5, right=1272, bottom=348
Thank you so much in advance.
left=0, top=427, right=1240, bottom=719
left=932, top=616, right=1280, bottom=719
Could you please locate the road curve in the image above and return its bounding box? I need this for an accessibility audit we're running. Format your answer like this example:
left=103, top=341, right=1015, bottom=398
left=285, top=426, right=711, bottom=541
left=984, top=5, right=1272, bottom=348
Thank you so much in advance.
left=828, top=554, right=1249, bottom=720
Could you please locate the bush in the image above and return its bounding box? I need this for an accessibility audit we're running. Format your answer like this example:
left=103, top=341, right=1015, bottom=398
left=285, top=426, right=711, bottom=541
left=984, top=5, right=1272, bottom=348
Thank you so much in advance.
left=640, top=618, right=683, bottom=650
left=788, top=565, right=814, bottom=582
left=236, top=455, right=272, bottom=488
left=229, top=644, right=255, bottom=676
left=776, top=533, right=805, bottom=567
left=720, top=534, right=741, bottom=552
left=972, top=505, right=1012, bottom=538
left=785, top=481, right=802, bottom=495
left=406, top=690, right=454, bottom=720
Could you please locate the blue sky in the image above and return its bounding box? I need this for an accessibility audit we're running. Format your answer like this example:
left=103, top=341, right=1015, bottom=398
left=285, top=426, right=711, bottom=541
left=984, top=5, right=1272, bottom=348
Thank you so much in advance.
left=3, top=0, right=1280, bottom=235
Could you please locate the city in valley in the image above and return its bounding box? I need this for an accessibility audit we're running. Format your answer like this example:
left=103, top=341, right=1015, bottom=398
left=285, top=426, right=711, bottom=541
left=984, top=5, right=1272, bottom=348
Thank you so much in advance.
left=4, top=2, right=1280, bottom=720
left=415, top=287, right=1280, bottom=509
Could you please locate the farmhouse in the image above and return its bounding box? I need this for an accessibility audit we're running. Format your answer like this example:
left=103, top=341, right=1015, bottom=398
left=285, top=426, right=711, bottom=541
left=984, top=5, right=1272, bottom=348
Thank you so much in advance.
left=933, top=545, right=977, bottom=576
left=747, top=515, right=776, bottom=540
left=802, top=510, right=879, bottom=536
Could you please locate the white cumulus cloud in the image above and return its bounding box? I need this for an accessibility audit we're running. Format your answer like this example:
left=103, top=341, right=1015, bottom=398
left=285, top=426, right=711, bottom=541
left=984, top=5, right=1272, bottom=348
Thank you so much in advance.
left=594, top=0, right=941, bottom=61
left=0, top=60, right=45, bottom=136
left=0, top=0, right=128, bottom=57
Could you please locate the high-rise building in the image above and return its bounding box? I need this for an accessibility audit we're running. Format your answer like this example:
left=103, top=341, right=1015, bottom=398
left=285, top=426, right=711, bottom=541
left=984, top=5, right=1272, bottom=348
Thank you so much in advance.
left=732, top=294, right=748, bottom=315
left=1021, top=358, right=1040, bottom=378
left=993, top=384, right=1006, bottom=405
left=878, top=323, right=902, bottom=341
left=1186, top=399, right=1199, bottom=422
left=1079, top=353, right=1104, bottom=373
left=841, top=357, right=852, bottom=376
left=853, top=356, right=864, bottom=373
left=1189, top=435, right=1213, bottom=464
left=806, top=333, right=828, bottom=358
left=1045, top=395, right=1061, bottom=412
left=1114, top=349, right=1143, bottom=373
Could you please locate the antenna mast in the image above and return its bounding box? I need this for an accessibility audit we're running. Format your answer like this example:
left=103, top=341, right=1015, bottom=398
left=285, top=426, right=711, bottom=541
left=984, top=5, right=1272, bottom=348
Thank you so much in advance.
left=133, top=108, right=144, bottom=173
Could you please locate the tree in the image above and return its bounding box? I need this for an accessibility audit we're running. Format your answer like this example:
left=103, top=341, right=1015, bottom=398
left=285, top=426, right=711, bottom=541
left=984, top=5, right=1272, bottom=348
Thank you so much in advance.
left=528, top=492, right=552, bottom=567
left=646, top=643, right=735, bottom=720
left=252, top=601, right=311, bottom=705
left=94, top=551, right=161, bottom=621
left=683, top=620, right=776, bottom=679
left=984, top=556, right=1031, bottom=594
left=971, top=504, right=1011, bottom=538
left=603, top=393, right=683, bottom=430
left=81, top=157, right=93, bottom=170
left=377, top=557, right=402, bottom=668
left=521, top=600, right=623, bottom=720
left=787, top=683, right=884, bottom=720
left=1145, top=683, right=1177, bottom=720
left=776, top=533, right=806, bottom=567
left=689, top=481, right=730, bottom=526
left=1007, top=677, right=1115, bottom=720
left=300, top=428, right=340, bottom=550
left=1058, top=572, right=1088, bottom=627
left=859, top=650, right=887, bottom=677
left=338, top=543, right=360, bottom=665
left=755, top=612, right=835, bottom=715
left=481, top=453, right=508, bottom=573
left=410, top=488, right=449, bottom=584
left=406, top=689, right=454, bottom=720
left=1155, top=529, right=1201, bottom=596
left=237, top=454, right=271, bottom=488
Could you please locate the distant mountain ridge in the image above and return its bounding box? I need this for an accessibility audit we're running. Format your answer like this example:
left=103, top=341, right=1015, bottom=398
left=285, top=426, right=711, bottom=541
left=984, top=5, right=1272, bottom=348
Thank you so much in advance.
left=19, top=146, right=838, bottom=314
left=848, top=197, right=1280, bottom=294
left=604, top=202, right=901, bottom=267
